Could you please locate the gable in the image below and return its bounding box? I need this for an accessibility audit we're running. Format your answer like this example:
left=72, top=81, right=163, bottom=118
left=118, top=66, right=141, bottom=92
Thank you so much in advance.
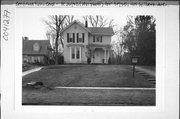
left=63, top=23, right=88, bottom=34
left=60, top=21, right=91, bottom=34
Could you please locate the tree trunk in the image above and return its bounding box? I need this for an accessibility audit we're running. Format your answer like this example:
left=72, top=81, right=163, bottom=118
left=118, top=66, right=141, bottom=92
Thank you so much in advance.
left=55, top=45, right=58, bottom=65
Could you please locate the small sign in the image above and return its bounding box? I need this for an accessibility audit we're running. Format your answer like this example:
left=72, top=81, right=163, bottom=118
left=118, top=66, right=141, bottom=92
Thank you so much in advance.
left=132, top=57, right=138, bottom=63
left=131, top=56, right=139, bottom=77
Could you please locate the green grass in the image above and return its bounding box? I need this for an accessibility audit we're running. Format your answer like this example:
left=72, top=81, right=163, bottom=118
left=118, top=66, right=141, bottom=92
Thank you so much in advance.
left=22, top=65, right=155, bottom=88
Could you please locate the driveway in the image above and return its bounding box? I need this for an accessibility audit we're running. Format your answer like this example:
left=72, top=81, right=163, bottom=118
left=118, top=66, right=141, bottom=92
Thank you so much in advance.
left=135, top=66, right=155, bottom=77
left=22, top=67, right=43, bottom=77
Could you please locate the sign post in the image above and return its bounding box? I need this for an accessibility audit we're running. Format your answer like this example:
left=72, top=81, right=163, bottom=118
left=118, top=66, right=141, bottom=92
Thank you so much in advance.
left=131, top=56, right=139, bottom=78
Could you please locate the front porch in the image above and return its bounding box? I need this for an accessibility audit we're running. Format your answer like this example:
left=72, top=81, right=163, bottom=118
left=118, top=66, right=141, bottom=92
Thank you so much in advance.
left=88, top=44, right=111, bottom=64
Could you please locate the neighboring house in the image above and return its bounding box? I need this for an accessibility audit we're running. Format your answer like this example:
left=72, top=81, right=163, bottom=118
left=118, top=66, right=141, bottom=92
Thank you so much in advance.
left=23, top=39, right=50, bottom=65
left=60, top=21, right=114, bottom=64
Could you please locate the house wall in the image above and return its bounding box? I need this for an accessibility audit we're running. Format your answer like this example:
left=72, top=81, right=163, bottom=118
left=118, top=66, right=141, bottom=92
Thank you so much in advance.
left=63, top=46, right=88, bottom=63
left=62, top=23, right=89, bottom=63
left=62, top=23, right=112, bottom=64
left=23, top=55, right=47, bottom=64
left=88, top=35, right=111, bottom=45
left=62, top=23, right=89, bottom=45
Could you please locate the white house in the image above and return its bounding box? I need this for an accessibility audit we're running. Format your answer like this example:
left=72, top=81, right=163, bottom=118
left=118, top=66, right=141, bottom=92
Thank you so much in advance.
left=60, top=21, right=114, bottom=64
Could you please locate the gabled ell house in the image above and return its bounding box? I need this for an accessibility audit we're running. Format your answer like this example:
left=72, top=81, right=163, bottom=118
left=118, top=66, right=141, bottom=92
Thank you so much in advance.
left=61, top=21, right=114, bottom=64
left=23, top=38, right=50, bottom=65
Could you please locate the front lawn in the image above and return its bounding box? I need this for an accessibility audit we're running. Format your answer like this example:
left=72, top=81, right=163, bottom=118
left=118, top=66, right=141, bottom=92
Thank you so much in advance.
left=22, top=65, right=155, bottom=105
left=22, top=65, right=155, bottom=88
left=22, top=87, right=155, bottom=106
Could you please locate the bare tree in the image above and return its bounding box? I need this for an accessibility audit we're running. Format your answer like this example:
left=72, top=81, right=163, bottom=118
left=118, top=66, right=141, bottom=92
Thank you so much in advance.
left=65, top=15, right=74, bottom=25
left=82, top=15, right=115, bottom=28
left=43, top=15, right=74, bottom=64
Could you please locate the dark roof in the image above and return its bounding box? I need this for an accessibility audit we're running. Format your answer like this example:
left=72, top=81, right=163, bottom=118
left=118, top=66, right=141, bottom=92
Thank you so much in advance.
left=88, top=27, right=114, bottom=35
left=23, top=40, right=50, bottom=55
left=60, top=20, right=114, bottom=36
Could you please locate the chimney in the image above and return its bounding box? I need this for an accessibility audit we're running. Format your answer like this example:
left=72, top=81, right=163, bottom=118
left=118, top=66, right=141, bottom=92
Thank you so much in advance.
left=85, top=20, right=88, bottom=27
left=23, top=36, right=29, bottom=40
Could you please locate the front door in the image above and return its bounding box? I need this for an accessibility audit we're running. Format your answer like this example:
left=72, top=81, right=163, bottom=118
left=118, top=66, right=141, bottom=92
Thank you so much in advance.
left=94, top=48, right=104, bottom=63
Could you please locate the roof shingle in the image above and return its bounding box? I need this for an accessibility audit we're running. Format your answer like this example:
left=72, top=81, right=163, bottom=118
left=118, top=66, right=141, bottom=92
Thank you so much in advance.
left=87, top=27, right=114, bottom=35
left=23, top=40, right=50, bottom=55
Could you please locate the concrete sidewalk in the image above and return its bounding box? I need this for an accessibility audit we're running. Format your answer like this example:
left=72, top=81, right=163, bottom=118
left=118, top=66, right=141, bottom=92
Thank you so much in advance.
left=135, top=66, right=155, bottom=77
left=22, top=67, right=43, bottom=77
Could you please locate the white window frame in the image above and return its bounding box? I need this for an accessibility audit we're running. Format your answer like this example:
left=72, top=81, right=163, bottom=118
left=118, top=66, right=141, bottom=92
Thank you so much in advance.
left=70, top=47, right=81, bottom=61
left=71, top=47, right=75, bottom=59
left=93, top=36, right=103, bottom=43
left=38, top=57, right=41, bottom=62
left=31, top=57, right=34, bottom=63
left=78, top=33, right=83, bottom=43
left=69, top=33, right=73, bottom=42
left=79, top=33, right=83, bottom=38
left=76, top=47, right=80, bottom=59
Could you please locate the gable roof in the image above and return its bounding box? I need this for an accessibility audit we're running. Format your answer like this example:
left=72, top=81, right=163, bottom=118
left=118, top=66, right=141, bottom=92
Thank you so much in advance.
left=60, top=20, right=114, bottom=36
left=23, top=40, right=50, bottom=55
left=87, top=27, right=114, bottom=36
left=60, top=20, right=91, bottom=34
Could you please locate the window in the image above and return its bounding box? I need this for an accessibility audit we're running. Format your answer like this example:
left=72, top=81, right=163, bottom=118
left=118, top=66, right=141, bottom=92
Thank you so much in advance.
left=93, top=36, right=102, bottom=42
left=38, top=57, right=41, bottom=62
left=67, top=33, right=75, bottom=43
left=23, top=57, right=28, bottom=63
left=71, top=47, right=75, bottom=59
left=77, top=33, right=84, bottom=43
left=76, top=47, right=80, bottom=59
left=31, top=57, right=34, bottom=63
left=33, top=43, right=40, bottom=51
left=71, top=47, right=81, bottom=60
left=69, top=33, right=73, bottom=42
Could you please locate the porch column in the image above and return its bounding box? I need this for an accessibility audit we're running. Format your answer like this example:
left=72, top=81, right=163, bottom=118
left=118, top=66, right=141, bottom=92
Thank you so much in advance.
left=104, top=48, right=106, bottom=63
left=107, top=49, right=109, bottom=60
left=75, top=47, right=76, bottom=60
left=69, top=47, right=71, bottom=63
left=92, top=47, right=95, bottom=63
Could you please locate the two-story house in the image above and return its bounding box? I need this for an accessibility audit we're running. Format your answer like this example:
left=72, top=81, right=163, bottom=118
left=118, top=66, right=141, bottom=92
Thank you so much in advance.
left=60, top=20, right=114, bottom=64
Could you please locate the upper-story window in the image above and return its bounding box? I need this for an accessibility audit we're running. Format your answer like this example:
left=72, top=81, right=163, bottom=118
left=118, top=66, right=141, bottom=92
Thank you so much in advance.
left=93, top=36, right=103, bottom=43
left=67, top=33, right=84, bottom=43
left=67, top=33, right=75, bottom=43
left=33, top=43, right=40, bottom=51
left=77, top=33, right=84, bottom=43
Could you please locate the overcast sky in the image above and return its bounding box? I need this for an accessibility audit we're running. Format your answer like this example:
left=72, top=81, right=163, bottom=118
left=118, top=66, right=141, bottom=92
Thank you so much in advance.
left=16, top=8, right=129, bottom=40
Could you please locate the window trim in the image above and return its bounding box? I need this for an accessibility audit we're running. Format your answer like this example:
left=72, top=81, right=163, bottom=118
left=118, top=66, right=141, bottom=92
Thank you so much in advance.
left=93, top=35, right=103, bottom=43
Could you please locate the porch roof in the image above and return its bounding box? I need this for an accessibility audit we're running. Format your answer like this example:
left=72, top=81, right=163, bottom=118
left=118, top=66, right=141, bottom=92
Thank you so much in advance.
left=66, top=44, right=84, bottom=47
left=88, top=44, right=111, bottom=48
